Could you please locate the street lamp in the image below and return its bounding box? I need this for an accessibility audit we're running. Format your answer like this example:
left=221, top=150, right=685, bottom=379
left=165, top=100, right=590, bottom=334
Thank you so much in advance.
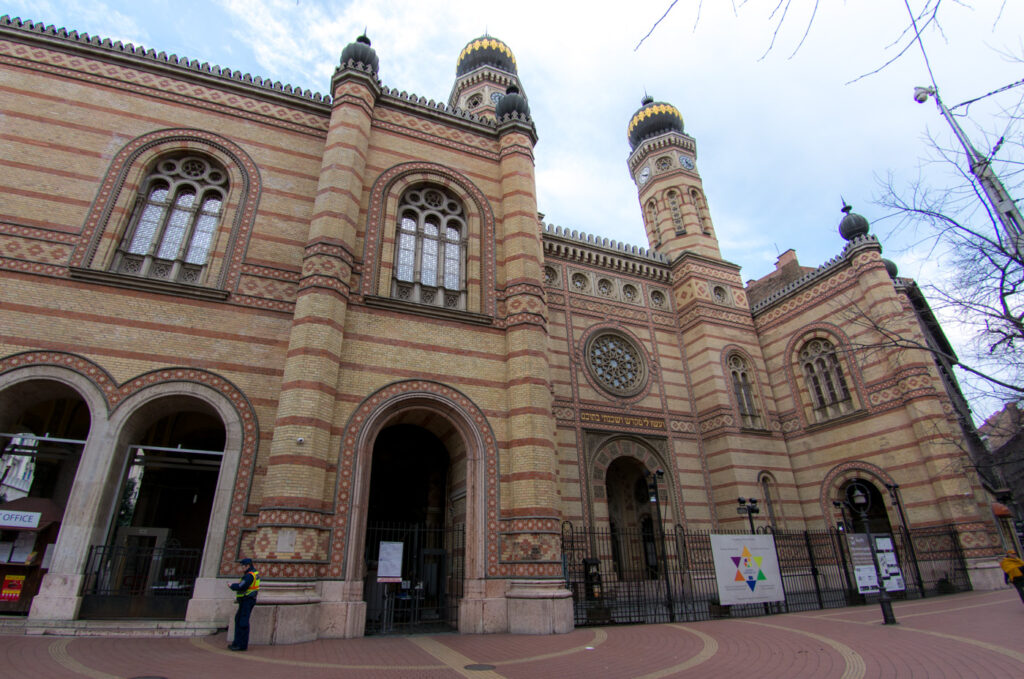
left=914, top=86, right=1024, bottom=248
left=645, top=469, right=675, bottom=622
left=842, top=481, right=897, bottom=625
left=737, top=497, right=760, bottom=533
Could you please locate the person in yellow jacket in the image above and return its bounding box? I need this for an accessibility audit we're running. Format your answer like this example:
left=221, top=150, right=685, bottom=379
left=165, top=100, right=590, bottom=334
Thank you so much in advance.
left=1000, top=550, right=1024, bottom=604
left=228, top=558, right=260, bottom=651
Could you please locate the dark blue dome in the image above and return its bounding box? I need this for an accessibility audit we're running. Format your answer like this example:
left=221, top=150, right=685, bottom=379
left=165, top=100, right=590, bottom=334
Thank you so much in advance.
left=495, top=85, right=529, bottom=119
left=340, top=34, right=378, bottom=73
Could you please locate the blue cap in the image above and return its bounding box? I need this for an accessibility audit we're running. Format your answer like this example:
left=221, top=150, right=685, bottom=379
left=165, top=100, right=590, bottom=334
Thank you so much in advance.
left=238, top=557, right=253, bottom=566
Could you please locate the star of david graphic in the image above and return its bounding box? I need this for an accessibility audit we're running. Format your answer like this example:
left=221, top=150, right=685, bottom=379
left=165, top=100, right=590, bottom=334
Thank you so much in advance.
left=731, top=545, right=768, bottom=591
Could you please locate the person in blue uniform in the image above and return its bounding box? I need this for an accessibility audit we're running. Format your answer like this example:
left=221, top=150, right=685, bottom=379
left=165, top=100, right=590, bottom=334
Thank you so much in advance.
left=228, top=557, right=260, bottom=651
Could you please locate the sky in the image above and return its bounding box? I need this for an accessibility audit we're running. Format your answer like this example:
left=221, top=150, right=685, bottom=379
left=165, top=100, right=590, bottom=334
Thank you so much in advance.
left=7, top=0, right=1024, bottom=414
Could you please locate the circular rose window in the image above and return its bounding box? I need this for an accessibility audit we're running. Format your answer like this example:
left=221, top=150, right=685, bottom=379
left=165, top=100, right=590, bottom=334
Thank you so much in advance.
left=586, top=332, right=647, bottom=397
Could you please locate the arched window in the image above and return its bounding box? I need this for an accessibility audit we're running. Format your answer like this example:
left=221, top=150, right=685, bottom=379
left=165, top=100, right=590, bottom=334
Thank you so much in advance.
left=799, top=338, right=853, bottom=421
left=759, top=473, right=780, bottom=529
left=113, top=155, right=227, bottom=285
left=391, top=186, right=466, bottom=309
left=667, top=190, right=684, bottom=234
left=690, top=188, right=711, bottom=234
left=645, top=199, right=659, bottom=244
left=728, top=354, right=762, bottom=428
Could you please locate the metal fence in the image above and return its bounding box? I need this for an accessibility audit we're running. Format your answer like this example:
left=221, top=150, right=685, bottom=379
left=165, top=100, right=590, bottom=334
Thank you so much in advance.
left=79, top=544, right=201, bottom=619
left=561, top=521, right=970, bottom=627
left=363, top=522, right=465, bottom=635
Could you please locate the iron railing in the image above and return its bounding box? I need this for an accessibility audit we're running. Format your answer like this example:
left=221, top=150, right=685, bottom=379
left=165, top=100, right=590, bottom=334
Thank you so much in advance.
left=80, top=544, right=201, bottom=619
left=562, top=522, right=970, bottom=626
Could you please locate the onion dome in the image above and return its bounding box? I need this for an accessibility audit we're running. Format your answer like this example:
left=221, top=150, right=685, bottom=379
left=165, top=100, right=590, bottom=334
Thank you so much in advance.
left=882, top=258, right=899, bottom=278
left=495, top=85, right=529, bottom=119
left=838, top=203, right=870, bottom=241
left=628, top=96, right=684, bottom=150
left=457, top=36, right=517, bottom=76
left=340, top=34, right=379, bottom=73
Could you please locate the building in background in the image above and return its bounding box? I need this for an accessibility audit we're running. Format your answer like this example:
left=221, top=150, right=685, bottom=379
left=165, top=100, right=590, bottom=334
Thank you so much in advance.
left=0, top=17, right=1004, bottom=639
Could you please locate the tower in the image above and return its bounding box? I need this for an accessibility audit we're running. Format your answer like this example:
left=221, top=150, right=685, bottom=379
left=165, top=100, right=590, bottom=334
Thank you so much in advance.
left=627, top=96, right=719, bottom=261
left=448, top=36, right=523, bottom=119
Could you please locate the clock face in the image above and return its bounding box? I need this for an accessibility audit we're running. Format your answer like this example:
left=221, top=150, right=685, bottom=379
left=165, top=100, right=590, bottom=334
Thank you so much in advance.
left=638, top=167, right=650, bottom=185
left=679, top=155, right=695, bottom=170
left=490, top=91, right=503, bottom=104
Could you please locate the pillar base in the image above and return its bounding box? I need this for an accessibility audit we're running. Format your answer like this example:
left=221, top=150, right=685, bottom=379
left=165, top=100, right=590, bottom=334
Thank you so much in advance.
left=965, top=557, right=1007, bottom=591
left=505, top=579, right=573, bottom=634
left=228, top=580, right=321, bottom=646
left=27, top=573, right=83, bottom=621
left=317, top=580, right=366, bottom=639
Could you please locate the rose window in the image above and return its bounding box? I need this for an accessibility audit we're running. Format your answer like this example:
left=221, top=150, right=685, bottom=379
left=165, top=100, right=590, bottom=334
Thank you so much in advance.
left=587, top=332, right=646, bottom=396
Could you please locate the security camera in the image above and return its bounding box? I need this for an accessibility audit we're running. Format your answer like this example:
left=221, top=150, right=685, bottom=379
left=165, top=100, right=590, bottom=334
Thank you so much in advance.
left=296, top=437, right=305, bottom=444
left=913, top=87, right=933, bottom=104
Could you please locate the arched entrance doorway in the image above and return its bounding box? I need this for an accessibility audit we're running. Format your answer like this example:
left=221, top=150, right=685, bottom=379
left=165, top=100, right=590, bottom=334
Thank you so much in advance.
left=80, top=396, right=226, bottom=619
left=838, top=479, right=894, bottom=535
left=362, top=420, right=465, bottom=635
left=0, top=379, right=89, bottom=614
left=605, top=457, right=658, bottom=580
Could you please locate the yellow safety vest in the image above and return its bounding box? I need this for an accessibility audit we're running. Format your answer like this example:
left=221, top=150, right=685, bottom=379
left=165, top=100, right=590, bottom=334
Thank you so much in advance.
left=237, top=570, right=260, bottom=599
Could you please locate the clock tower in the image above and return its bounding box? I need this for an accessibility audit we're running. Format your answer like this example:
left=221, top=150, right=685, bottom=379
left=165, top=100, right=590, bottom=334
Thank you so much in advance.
left=627, top=96, right=720, bottom=261
left=448, top=36, right=524, bottom=119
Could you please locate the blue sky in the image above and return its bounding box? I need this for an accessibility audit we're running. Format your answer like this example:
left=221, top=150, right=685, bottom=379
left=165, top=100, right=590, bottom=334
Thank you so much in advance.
left=7, top=0, right=1024, bottom=413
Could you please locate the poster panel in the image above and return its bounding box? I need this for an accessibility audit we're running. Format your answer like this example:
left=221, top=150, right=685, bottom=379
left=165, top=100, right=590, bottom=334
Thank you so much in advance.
left=710, top=534, right=785, bottom=605
left=0, top=574, right=25, bottom=601
left=377, top=541, right=404, bottom=583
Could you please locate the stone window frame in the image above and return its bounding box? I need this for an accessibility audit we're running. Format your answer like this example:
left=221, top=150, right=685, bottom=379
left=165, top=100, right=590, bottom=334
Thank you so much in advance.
left=543, top=265, right=560, bottom=288
left=727, top=352, right=764, bottom=429
left=666, top=189, right=685, bottom=234
left=70, top=129, right=260, bottom=301
left=362, top=163, right=495, bottom=321
left=758, top=471, right=782, bottom=529
left=649, top=288, right=668, bottom=309
left=794, top=333, right=857, bottom=423
left=690, top=188, right=712, bottom=235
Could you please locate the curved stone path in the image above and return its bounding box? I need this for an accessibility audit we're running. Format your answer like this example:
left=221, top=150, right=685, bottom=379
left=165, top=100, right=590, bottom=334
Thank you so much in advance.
left=3, top=590, right=1021, bottom=678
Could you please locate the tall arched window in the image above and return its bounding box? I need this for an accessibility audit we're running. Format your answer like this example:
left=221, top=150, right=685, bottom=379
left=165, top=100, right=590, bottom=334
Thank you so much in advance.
left=392, top=186, right=466, bottom=310
left=759, top=473, right=780, bottom=529
left=666, top=190, right=684, bottom=234
left=799, top=338, right=853, bottom=421
left=728, top=354, right=762, bottom=428
left=113, top=155, right=227, bottom=285
left=690, top=188, right=711, bottom=234
left=645, top=199, right=660, bottom=245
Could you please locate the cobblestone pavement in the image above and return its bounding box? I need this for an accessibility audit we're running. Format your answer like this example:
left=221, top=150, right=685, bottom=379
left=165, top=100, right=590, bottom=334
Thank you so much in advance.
left=3, top=590, right=1022, bottom=678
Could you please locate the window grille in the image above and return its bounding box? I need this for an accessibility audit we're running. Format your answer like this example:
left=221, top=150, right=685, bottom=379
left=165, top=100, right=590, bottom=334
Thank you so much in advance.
left=391, top=186, right=466, bottom=310
left=799, top=338, right=853, bottom=421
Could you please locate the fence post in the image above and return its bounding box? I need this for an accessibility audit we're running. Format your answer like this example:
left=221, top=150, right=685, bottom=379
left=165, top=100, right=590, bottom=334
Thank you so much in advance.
left=803, top=531, right=825, bottom=609
left=833, top=528, right=856, bottom=602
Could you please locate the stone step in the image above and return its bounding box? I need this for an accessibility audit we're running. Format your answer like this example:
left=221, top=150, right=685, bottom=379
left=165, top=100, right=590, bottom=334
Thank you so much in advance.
left=0, top=617, right=223, bottom=638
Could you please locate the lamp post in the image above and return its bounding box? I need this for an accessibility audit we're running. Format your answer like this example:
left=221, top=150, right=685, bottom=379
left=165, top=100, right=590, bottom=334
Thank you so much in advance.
left=646, top=469, right=675, bottom=622
left=843, top=481, right=897, bottom=625
left=913, top=86, right=1023, bottom=247
left=737, top=497, right=760, bottom=533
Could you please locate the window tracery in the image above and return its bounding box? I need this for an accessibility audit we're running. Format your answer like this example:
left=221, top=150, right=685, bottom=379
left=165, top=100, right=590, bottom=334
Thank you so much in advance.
left=391, top=186, right=466, bottom=310
left=587, top=332, right=647, bottom=397
left=112, top=155, right=226, bottom=285
left=728, top=354, right=762, bottom=428
left=799, top=338, right=854, bottom=421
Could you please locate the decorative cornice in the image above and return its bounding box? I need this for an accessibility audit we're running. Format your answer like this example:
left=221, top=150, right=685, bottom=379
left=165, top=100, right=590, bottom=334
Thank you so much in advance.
left=628, top=130, right=698, bottom=170
left=749, top=234, right=882, bottom=314
left=0, top=15, right=330, bottom=110
left=542, top=223, right=671, bottom=283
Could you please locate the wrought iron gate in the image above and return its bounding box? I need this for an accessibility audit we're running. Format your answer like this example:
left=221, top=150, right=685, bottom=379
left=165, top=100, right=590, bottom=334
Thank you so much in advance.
left=79, top=544, right=201, bottom=619
left=363, top=522, right=465, bottom=635
left=562, top=521, right=971, bottom=626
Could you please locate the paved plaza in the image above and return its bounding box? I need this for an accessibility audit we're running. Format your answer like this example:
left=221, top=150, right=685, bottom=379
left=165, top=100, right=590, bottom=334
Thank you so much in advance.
left=2, top=590, right=1022, bottom=678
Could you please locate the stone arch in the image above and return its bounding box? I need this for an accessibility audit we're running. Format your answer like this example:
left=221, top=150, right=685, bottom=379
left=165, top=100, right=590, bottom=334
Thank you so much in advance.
left=361, top=162, right=496, bottom=316
left=105, top=370, right=255, bottom=578
left=587, top=435, right=679, bottom=528
left=71, top=128, right=261, bottom=292
left=333, top=380, right=497, bottom=582
left=819, top=460, right=897, bottom=529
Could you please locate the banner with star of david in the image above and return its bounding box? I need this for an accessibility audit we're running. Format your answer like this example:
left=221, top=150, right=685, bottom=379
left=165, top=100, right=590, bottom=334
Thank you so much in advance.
left=710, top=534, right=785, bottom=605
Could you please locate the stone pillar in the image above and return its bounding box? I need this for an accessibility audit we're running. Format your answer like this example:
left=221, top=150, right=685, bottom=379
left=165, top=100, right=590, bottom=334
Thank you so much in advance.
left=493, top=116, right=572, bottom=634
left=254, top=61, right=379, bottom=642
